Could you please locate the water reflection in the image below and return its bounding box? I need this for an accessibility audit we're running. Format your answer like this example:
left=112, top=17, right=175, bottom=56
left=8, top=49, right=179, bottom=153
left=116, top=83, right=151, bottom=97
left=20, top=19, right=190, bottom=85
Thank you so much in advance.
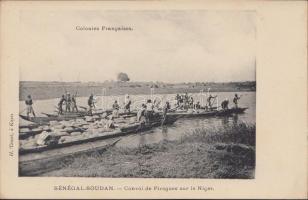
left=161, top=126, right=169, bottom=140
left=221, top=116, right=229, bottom=127
left=119, top=106, right=253, bottom=147
left=127, top=93, right=254, bottom=148
left=233, top=114, right=239, bottom=125
left=219, top=114, right=239, bottom=128
left=138, top=133, right=146, bottom=147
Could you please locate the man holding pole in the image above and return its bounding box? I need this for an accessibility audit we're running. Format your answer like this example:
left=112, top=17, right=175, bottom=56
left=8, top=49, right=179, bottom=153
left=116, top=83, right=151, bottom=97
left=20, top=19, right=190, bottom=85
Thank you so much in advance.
left=233, top=94, right=241, bottom=108
left=71, top=93, right=78, bottom=112
left=124, top=95, right=132, bottom=113
left=58, top=95, right=66, bottom=114
left=87, top=94, right=96, bottom=115
left=25, top=95, right=36, bottom=117
left=207, top=94, right=217, bottom=110
left=65, top=92, right=72, bottom=112
left=161, top=101, right=170, bottom=125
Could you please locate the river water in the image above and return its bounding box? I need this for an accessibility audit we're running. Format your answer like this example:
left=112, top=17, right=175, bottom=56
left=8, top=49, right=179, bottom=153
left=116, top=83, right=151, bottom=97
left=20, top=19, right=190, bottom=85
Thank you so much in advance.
left=19, top=91, right=255, bottom=148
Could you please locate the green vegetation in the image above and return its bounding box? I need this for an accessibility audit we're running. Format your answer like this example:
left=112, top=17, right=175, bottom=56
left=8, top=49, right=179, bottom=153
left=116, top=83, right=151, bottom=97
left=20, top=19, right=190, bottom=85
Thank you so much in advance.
left=20, top=81, right=256, bottom=100
left=41, top=123, right=255, bottom=178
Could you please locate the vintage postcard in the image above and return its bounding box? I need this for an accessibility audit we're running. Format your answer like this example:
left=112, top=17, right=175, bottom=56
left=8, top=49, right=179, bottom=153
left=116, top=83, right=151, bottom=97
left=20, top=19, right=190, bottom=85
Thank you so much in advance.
left=0, top=0, right=307, bottom=199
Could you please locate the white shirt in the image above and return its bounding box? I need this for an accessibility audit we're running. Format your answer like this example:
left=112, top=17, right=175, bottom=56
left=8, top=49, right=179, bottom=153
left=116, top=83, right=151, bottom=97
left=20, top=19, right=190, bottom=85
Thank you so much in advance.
left=146, top=102, right=154, bottom=111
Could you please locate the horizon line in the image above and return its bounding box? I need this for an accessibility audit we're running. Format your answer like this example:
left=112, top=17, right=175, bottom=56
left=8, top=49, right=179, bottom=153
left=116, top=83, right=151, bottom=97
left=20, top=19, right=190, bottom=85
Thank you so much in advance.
left=19, top=80, right=256, bottom=84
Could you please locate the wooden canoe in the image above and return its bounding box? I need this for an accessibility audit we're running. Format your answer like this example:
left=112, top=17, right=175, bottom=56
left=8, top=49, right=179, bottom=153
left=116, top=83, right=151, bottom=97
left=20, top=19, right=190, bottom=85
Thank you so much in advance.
left=20, top=111, right=137, bottom=125
left=19, top=115, right=63, bottom=125
left=167, top=107, right=248, bottom=118
left=19, top=138, right=121, bottom=176
left=19, top=115, right=178, bottom=155
left=19, top=127, right=86, bottom=140
left=19, top=128, right=51, bottom=140
left=41, top=109, right=111, bottom=118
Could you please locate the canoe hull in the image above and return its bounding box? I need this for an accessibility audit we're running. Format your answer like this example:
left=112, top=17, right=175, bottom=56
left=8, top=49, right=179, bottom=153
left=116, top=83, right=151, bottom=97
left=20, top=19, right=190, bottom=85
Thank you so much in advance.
left=167, top=107, right=248, bottom=118
left=19, top=108, right=246, bottom=155
left=20, top=111, right=138, bottom=125
left=19, top=115, right=177, bottom=155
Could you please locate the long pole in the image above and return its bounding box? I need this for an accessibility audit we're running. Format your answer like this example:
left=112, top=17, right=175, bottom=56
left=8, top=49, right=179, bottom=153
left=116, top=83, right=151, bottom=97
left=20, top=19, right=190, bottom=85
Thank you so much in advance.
left=199, top=90, right=202, bottom=107
left=207, top=88, right=211, bottom=107
left=151, top=88, right=154, bottom=101
left=101, top=88, right=106, bottom=110
left=104, top=88, right=107, bottom=110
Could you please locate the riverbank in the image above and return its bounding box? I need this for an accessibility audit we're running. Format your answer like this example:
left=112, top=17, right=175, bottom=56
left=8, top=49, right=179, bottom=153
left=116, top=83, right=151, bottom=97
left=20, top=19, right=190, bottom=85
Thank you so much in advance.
left=20, top=81, right=256, bottom=100
left=40, top=123, right=255, bottom=178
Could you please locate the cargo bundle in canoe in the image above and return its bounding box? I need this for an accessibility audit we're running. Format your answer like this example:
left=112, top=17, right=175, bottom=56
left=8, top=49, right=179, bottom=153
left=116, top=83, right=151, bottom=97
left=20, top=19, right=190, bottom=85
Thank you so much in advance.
left=19, top=114, right=178, bottom=155
left=41, top=109, right=111, bottom=118
left=19, top=126, right=86, bottom=140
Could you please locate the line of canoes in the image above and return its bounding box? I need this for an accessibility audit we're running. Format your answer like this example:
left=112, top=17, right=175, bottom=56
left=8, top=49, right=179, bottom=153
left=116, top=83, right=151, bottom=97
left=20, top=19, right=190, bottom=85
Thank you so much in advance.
left=19, top=115, right=178, bottom=155
left=19, top=113, right=178, bottom=155
left=20, top=107, right=247, bottom=126
left=19, top=107, right=248, bottom=155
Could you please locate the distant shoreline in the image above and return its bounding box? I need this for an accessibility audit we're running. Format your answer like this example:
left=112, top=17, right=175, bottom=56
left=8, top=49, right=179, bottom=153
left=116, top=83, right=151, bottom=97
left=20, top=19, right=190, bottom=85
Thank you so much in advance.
left=19, top=81, right=256, bottom=101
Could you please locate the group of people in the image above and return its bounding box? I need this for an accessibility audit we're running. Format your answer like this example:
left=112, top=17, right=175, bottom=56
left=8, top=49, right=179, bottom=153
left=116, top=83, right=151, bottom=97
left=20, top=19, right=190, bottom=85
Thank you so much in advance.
left=24, top=93, right=79, bottom=117
left=136, top=99, right=170, bottom=124
left=105, top=97, right=170, bottom=127
left=110, top=95, right=132, bottom=117
left=175, top=93, right=194, bottom=109
left=23, top=92, right=241, bottom=119
left=58, top=92, right=78, bottom=114
left=175, top=93, right=218, bottom=111
left=221, top=94, right=241, bottom=110
left=175, top=93, right=241, bottom=111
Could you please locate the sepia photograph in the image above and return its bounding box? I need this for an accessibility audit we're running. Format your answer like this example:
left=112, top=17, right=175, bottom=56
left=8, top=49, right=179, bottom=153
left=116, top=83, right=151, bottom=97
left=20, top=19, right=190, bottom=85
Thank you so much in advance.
left=1, top=0, right=307, bottom=199
left=18, top=10, right=256, bottom=178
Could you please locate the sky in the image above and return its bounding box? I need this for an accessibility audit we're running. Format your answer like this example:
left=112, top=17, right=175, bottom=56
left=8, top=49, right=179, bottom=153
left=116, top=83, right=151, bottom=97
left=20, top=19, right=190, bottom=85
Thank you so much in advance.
left=20, top=10, right=256, bottom=83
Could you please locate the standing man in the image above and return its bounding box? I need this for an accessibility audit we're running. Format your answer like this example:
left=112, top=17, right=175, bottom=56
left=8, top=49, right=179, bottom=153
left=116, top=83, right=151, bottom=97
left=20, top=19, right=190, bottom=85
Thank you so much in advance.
left=58, top=95, right=66, bottom=114
left=233, top=94, right=240, bottom=108
left=207, top=94, right=217, bottom=110
left=124, top=95, right=132, bottom=113
left=137, top=103, right=147, bottom=122
left=161, top=101, right=170, bottom=125
left=179, top=95, right=184, bottom=109
left=175, top=94, right=180, bottom=107
left=145, top=99, right=154, bottom=123
left=71, top=93, right=78, bottom=112
left=189, top=96, right=194, bottom=109
left=184, top=93, right=189, bottom=109
left=112, top=100, right=120, bottom=118
left=88, top=94, right=95, bottom=114
left=25, top=95, right=36, bottom=117
left=65, top=92, right=72, bottom=112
